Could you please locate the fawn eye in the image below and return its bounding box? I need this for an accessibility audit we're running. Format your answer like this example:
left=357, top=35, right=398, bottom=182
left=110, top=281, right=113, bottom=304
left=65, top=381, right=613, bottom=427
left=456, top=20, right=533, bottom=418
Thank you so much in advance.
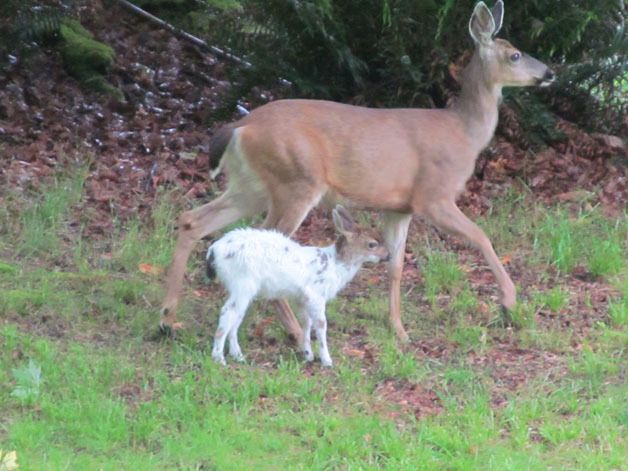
left=368, top=241, right=379, bottom=249
left=510, top=52, right=521, bottom=62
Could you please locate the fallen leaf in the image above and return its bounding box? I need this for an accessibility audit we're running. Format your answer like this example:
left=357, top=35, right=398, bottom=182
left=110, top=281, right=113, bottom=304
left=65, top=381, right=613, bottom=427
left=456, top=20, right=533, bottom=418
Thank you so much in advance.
left=0, top=450, right=18, bottom=471
left=366, top=275, right=381, bottom=285
left=179, top=151, right=197, bottom=160
left=254, top=316, right=275, bottom=338
left=138, top=263, right=164, bottom=276
left=343, top=348, right=366, bottom=358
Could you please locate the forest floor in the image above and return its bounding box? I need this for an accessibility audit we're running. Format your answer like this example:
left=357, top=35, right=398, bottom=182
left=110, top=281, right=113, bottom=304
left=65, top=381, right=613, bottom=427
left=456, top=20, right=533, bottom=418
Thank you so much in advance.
left=0, top=1, right=626, bottom=469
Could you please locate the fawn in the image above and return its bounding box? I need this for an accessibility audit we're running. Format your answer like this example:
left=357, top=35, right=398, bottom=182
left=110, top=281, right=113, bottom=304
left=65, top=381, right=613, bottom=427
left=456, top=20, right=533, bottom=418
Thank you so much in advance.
left=206, top=206, right=389, bottom=366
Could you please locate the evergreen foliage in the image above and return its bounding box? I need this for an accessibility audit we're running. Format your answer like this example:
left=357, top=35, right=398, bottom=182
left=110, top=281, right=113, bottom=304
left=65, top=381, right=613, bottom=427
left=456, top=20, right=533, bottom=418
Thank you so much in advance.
left=0, top=1, right=77, bottom=47
left=205, top=0, right=626, bottom=134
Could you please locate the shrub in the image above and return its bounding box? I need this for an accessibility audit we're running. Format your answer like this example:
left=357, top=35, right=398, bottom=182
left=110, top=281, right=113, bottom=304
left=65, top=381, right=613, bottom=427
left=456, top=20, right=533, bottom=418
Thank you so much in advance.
left=206, top=0, right=626, bottom=133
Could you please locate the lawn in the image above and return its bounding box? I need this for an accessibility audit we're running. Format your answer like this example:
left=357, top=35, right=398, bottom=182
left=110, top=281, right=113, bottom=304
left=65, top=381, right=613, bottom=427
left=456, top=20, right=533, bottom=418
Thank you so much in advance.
left=0, top=173, right=626, bottom=470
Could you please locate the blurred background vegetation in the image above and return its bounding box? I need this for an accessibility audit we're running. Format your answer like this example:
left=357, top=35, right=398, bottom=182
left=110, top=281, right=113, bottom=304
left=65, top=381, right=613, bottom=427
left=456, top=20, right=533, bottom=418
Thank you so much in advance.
left=1, top=0, right=626, bottom=135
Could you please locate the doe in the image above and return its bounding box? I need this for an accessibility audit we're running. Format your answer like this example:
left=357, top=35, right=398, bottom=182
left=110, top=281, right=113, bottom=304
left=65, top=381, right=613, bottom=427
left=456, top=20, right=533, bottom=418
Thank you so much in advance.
left=160, top=1, right=555, bottom=344
left=206, top=206, right=389, bottom=367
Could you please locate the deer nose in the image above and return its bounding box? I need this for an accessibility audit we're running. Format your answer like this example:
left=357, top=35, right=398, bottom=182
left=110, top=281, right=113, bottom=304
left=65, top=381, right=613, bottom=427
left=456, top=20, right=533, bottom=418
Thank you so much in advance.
left=544, top=69, right=556, bottom=82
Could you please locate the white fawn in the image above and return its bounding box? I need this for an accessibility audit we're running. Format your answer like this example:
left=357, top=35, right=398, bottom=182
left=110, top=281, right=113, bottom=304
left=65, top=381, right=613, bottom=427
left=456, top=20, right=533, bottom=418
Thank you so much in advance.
left=160, top=1, right=555, bottom=344
left=206, top=206, right=389, bottom=367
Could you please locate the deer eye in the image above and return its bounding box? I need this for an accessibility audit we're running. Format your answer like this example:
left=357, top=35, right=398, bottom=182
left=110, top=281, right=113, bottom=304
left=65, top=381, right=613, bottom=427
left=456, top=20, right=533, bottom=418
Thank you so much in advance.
left=368, top=241, right=379, bottom=249
left=510, top=52, right=521, bottom=62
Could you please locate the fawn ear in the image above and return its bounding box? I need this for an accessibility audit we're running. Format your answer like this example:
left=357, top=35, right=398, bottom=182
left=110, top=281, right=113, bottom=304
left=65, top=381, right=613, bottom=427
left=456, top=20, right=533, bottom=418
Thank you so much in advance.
left=469, top=1, right=497, bottom=46
left=332, top=205, right=356, bottom=237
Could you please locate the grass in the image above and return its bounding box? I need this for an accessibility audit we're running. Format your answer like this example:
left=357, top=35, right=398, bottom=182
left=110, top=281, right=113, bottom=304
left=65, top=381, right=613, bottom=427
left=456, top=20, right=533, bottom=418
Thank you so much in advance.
left=534, top=287, right=570, bottom=312
left=16, top=173, right=86, bottom=258
left=0, top=177, right=626, bottom=469
left=480, top=190, right=626, bottom=278
left=532, top=206, right=626, bottom=276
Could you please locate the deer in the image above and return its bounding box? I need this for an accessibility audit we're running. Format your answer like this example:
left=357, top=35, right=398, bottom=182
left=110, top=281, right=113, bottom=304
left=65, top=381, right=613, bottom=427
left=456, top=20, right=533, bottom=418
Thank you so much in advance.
left=206, top=205, right=389, bottom=366
left=159, top=0, right=555, bottom=345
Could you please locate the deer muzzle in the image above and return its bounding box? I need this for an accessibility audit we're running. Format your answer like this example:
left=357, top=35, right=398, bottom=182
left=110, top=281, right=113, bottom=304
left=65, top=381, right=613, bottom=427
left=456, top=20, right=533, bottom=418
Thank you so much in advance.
left=538, top=68, right=556, bottom=87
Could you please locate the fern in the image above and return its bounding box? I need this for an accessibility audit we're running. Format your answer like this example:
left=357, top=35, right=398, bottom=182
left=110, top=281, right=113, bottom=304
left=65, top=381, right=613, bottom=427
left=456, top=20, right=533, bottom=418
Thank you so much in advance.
left=1, top=1, right=80, bottom=50
left=17, top=5, right=64, bottom=42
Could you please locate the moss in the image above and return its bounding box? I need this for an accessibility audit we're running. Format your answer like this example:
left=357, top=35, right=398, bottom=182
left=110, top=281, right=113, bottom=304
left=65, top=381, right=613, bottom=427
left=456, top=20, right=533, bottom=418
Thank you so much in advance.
left=62, top=18, right=95, bottom=40
left=58, top=20, right=122, bottom=99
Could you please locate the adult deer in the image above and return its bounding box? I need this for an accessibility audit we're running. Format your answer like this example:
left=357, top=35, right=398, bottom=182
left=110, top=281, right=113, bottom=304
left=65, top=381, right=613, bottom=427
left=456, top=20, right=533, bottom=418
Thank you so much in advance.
left=159, top=1, right=555, bottom=343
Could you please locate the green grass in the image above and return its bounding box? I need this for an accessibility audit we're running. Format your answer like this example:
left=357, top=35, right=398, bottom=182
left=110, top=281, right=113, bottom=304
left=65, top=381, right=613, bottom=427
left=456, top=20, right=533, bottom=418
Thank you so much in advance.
left=533, top=206, right=626, bottom=276
left=16, top=173, right=86, bottom=258
left=534, top=287, right=570, bottom=312
left=480, top=190, right=626, bottom=279
left=0, top=178, right=626, bottom=469
left=608, top=296, right=627, bottom=327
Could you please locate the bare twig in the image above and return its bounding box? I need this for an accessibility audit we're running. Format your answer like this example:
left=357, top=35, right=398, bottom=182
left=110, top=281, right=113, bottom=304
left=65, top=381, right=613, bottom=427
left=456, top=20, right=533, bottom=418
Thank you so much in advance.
left=114, top=0, right=252, bottom=68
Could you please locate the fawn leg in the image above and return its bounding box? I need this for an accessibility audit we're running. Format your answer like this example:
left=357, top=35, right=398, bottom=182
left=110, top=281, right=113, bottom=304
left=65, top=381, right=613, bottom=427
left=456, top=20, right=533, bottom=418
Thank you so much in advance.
left=213, top=293, right=253, bottom=365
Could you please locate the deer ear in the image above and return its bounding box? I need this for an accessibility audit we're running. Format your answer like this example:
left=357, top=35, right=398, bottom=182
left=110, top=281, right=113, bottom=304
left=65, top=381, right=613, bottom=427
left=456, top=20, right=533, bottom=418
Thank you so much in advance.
left=469, top=1, right=496, bottom=46
left=332, top=205, right=355, bottom=236
left=491, top=0, right=504, bottom=38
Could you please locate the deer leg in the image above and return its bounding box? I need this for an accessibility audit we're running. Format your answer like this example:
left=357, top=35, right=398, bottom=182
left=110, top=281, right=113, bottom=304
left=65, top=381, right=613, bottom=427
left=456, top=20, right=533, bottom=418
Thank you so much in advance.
left=425, top=201, right=516, bottom=310
left=382, top=212, right=413, bottom=343
left=160, top=193, right=258, bottom=332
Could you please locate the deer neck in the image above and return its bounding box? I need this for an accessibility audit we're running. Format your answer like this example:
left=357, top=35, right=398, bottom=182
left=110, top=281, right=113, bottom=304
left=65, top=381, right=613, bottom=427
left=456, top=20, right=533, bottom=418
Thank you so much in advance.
left=315, top=241, right=362, bottom=300
left=454, top=51, right=502, bottom=151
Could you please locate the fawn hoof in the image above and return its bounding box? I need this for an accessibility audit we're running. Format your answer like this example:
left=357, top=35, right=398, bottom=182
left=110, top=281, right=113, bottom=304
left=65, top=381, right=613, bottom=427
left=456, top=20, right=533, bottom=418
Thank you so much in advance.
left=230, top=352, right=247, bottom=363
left=212, top=353, right=227, bottom=366
left=303, top=350, right=314, bottom=362
left=321, top=359, right=333, bottom=368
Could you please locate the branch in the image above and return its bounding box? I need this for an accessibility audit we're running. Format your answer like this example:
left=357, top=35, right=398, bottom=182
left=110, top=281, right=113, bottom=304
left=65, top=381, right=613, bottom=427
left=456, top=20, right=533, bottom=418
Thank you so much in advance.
left=114, top=0, right=252, bottom=68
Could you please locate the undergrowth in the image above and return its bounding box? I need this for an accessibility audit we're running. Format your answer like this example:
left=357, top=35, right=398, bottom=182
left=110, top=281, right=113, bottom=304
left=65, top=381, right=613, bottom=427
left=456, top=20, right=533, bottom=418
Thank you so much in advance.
left=0, top=178, right=626, bottom=469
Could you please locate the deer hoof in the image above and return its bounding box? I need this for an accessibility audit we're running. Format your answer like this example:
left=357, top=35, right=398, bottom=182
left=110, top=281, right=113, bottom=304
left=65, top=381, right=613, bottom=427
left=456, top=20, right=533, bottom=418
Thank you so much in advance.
left=395, top=327, right=410, bottom=344
left=500, top=305, right=516, bottom=326
left=158, top=321, right=184, bottom=337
